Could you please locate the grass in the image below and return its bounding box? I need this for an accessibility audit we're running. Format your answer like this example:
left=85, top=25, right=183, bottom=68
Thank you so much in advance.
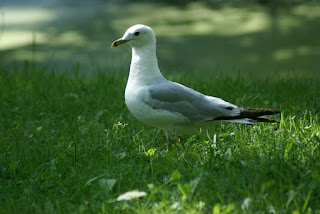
left=1, top=2, right=320, bottom=79
left=1, top=63, right=320, bottom=213
left=1, top=2, right=320, bottom=212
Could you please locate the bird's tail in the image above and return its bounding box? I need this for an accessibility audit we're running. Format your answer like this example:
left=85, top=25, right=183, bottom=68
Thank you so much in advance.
left=215, top=108, right=281, bottom=124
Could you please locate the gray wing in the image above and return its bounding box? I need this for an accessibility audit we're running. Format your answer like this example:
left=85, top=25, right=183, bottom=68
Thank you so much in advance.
left=145, top=81, right=240, bottom=122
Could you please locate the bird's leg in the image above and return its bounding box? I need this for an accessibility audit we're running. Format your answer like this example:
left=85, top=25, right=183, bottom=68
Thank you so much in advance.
left=167, top=138, right=172, bottom=151
left=178, top=137, right=185, bottom=150
left=164, top=131, right=173, bottom=152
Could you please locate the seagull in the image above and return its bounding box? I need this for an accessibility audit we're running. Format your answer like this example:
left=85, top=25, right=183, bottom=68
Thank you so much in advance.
left=111, top=24, right=280, bottom=150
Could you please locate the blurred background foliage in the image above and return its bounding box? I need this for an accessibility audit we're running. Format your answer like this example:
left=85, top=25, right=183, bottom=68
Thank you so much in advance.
left=0, top=0, right=319, bottom=79
left=131, top=0, right=317, bottom=8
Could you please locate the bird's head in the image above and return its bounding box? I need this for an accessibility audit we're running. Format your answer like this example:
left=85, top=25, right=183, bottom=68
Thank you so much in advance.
left=111, top=24, right=156, bottom=49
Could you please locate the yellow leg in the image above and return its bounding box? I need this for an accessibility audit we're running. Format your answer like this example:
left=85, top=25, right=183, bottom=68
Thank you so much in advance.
left=167, top=138, right=172, bottom=151
left=178, top=137, right=185, bottom=150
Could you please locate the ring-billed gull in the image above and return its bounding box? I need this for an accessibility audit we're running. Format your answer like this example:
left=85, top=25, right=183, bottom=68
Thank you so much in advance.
left=111, top=24, right=280, bottom=150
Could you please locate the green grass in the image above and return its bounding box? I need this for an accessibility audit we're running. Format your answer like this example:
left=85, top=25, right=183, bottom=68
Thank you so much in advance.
left=1, top=1, right=320, bottom=213
left=1, top=64, right=320, bottom=213
left=2, top=2, right=320, bottom=79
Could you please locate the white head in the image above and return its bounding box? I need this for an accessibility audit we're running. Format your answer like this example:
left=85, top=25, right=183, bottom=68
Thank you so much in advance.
left=111, top=24, right=156, bottom=49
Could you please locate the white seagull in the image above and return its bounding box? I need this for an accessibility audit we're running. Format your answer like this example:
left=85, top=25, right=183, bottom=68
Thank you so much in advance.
left=111, top=24, right=280, bottom=150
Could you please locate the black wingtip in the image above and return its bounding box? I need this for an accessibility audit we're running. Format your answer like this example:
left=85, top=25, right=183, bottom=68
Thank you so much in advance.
left=240, top=108, right=281, bottom=117
left=212, top=107, right=281, bottom=123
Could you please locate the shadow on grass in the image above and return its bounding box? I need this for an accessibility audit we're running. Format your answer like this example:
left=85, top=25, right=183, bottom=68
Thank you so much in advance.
left=0, top=1, right=319, bottom=79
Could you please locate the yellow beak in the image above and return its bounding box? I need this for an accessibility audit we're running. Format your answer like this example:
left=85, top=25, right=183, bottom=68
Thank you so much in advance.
left=111, top=39, right=128, bottom=48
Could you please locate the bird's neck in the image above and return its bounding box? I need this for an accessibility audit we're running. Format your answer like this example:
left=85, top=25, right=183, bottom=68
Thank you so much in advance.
left=128, top=46, right=165, bottom=85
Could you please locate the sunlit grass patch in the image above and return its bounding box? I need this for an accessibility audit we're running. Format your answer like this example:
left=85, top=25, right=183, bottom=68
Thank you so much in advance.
left=1, top=2, right=320, bottom=79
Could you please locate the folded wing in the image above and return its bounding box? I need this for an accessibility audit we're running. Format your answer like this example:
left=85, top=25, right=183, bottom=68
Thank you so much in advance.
left=145, top=81, right=240, bottom=123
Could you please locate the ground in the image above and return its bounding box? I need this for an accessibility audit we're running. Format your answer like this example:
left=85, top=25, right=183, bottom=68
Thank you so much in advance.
left=1, top=1, right=320, bottom=213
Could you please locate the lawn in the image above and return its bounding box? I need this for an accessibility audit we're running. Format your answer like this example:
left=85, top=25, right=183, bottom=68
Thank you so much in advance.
left=1, top=64, right=319, bottom=213
left=1, top=1, right=320, bottom=213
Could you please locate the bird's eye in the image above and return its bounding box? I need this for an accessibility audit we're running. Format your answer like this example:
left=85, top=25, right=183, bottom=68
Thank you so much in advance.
left=134, top=32, right=140, bottom=36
